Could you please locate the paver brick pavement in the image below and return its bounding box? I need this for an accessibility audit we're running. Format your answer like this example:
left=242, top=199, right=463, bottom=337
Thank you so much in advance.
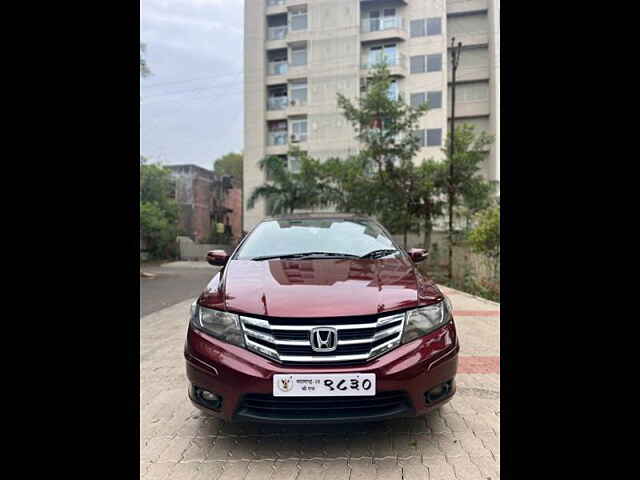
left=140, top=285, right=499, bottom=479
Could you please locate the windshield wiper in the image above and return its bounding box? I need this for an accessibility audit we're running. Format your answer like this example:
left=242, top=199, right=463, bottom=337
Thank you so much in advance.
left=360, top=248, right=398, bottom=259
left=252, top=252, right=360, bottom=261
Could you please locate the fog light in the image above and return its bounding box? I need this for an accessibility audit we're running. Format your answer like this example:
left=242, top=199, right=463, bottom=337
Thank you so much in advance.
left=192, top=386, right=223, bottom=410
left=430, top=385, right=444, bottom=396
left=200, top=390, right=218, bottom=402
left=425, top=379, right=453, bottom=405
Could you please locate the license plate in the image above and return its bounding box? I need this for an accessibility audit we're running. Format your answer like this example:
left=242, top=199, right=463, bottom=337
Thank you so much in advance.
left=273, top=373, right=376, bottom=397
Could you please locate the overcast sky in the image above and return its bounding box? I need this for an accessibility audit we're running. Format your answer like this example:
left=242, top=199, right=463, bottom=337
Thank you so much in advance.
left=140, top=0, right=244, bottom=169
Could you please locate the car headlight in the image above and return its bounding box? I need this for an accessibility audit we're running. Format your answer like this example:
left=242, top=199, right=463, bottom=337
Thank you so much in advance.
left=190, top=303, right=245, bottom=348
left=401, top=297, right=453, bottom=344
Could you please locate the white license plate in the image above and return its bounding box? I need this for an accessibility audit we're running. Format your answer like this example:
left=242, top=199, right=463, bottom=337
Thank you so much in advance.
left=273, top=373, right=376, bottom=397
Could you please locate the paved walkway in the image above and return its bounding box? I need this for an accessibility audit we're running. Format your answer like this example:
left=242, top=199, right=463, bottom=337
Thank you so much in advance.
left=140, top=286, right=500, bottom=480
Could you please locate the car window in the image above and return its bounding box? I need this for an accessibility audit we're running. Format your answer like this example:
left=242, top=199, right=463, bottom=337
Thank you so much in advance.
left=235, top=219, right=396, bottom=259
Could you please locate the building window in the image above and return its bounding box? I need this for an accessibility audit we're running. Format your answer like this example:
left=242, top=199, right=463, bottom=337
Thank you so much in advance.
left=410, top=91, right=442, bottom=109
left=427, top=91, right=442, bottom=109
left=267, top=0, right=285, bottom=6
left=288, top=154, right=302, bottom=173
left=414, top=129, right=425, bottom=147
left=410, top=19, right=425, bottom=37
left=410, top=17, right=441, bottom=37
left=426, top=54, right=442, bottom=72
left=426, top=17, right=442, bottom=36
left=387, top=80, right=398, bottom=101
left=267, top=49, right=288, bottom=75
left=267, top=120, right=288, bottom=145
left=411, top=54, right=441, bottom=73
left=267, top=84, right=288, bottom=110
left=289, top=79, right=308, bottom=106
left=410, top=55, right=426, bottom=73
left=426, top=128, right=442, bottom=146
left=365, top=8, right=398, bottom=32
left=290, top=117, right=308, bottom=142
left=289, top=6, right=308, bottom=31
left=368, top=44, right=397, bottom=67
left=267, top=13, right=288, bottom=40
left=290, top=44, right=307, bottom=66
left=410, top=92, right=425, bottom=108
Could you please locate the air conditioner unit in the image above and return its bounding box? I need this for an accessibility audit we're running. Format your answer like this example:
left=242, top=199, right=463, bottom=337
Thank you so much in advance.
left=290, top=134, right=299, bottom=143
left=290, top=99, right=297, bottom=106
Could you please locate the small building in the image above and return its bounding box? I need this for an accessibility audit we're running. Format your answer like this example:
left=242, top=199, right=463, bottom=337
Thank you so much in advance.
left=167, top=164, right=242, bottom=244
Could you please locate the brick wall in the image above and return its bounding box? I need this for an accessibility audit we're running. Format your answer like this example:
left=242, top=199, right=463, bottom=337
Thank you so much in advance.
left=223, top=187, right=242, bottom=241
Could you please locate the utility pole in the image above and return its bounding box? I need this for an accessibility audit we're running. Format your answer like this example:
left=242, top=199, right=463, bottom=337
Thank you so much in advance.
left=448, top=37, right=462, bottom=281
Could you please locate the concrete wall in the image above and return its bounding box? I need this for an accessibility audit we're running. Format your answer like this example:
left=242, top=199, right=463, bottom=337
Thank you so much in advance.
left=452, top=244, right=498, bottom=285
left=176, top=236, right=232, bottom=261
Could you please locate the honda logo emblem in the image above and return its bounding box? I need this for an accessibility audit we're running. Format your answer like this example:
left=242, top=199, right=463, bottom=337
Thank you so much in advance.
left=310, top=327, right=338, bottom=352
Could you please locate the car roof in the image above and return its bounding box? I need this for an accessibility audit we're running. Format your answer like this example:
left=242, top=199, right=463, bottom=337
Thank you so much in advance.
left=263, top=213, right=374, bottom=222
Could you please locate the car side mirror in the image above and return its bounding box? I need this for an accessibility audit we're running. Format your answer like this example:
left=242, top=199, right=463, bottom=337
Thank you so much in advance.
left=206, top=250, right=229, bottom=266
left=408, top=248, right=429, bottom=263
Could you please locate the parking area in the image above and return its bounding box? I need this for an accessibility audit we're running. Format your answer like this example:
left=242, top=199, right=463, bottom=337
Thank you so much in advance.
left=140, top=286, right=500, bottom=480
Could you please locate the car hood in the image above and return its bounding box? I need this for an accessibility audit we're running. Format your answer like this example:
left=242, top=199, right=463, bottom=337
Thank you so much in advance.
left=199, top=257, right=443, bottom=318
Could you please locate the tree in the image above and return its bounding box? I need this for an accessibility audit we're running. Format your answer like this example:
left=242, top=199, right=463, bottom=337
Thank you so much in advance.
left=140, top=43, right=151, bottom=78
left=440, top=123, right=495, bottom=243
left=140, top=161, right=178, bottom=258
left=414, top=159, right=447, bottom=250
left=213, top=152, right=242, bottom=184
left=468, top=204, right=500, bottom=280
left=334, top=63, right=432, bottom=248
left=247, top=148, right=332, bottom=215
left=322, top=154, right=376, bottom=215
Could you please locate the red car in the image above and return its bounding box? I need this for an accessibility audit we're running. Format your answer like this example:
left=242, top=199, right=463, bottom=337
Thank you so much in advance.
left=185, top=215, right=459, bottom=423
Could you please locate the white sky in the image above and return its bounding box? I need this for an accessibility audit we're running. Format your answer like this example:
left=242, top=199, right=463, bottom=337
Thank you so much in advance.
left=140, top=0, right=244, bottom=169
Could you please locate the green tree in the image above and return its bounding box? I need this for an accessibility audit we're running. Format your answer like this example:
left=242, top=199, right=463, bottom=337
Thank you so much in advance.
left=468, top=204, right=500, bottom=280
left=322, top=154, right=376, bottom=215
left=440, top=123, right=495, bottom=243
left=414, top=159, right=447, bottom=250
left=140, top=161, right=178, bottom=258
left=247, top=148, right=332, bottom=215
left=333, top=63, right=432, bottom=248
left=213, top=152, right=242, bottom=184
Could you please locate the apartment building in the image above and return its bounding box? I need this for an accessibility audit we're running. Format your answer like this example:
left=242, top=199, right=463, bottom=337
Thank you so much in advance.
left=243, top=0, right=500, bottom=230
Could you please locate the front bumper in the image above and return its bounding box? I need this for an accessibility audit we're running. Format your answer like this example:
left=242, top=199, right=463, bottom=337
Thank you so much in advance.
left=184, top=319, right=459, bottom=423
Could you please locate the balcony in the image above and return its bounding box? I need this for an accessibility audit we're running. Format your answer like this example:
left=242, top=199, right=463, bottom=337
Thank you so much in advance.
left=267, top=25, right=288, bottom=41
left=360, top=16, right=407, bottom=42
left=267, top=96, right=289, bottom=111
left=361, top=53, right=407, bottom=77
left=267, top=131, right=289, bottom=146
left=361, top=0, right=407, bottom=5
left=267, top=60, right=288, bottom=76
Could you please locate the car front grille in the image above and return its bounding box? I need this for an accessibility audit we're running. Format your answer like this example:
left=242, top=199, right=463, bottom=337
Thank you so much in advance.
left=235, top=391, right=411, bottom=422
left=239, top=312, right=405, bottom=364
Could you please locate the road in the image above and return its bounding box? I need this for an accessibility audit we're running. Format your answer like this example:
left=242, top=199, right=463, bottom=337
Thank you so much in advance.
left=140, top=281, right=500, bottom=480
left=140, top=262, right=220, bottom=318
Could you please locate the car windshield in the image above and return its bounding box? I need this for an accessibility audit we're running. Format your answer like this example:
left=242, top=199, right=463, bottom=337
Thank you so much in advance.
left=235, top=218, right=398, bottom=260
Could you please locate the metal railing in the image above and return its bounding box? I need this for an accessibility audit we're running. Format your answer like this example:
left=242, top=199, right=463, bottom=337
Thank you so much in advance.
left=361, top=16, right=405, bottom=33
left=267, top=96, right=289, bottom=110
left=267, top=25, right=288, bottom=40
left=267, top=131, right=288, bottom=146
left=268, top=61, right=288, bottom=75
left=361, top=52, right=407, bottom=70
